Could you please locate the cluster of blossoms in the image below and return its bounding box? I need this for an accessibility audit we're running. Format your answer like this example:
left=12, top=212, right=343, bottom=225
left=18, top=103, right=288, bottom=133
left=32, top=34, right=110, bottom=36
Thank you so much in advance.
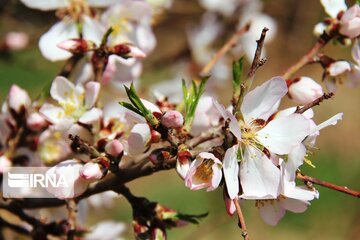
left=0, top=0, right=359, bottom=239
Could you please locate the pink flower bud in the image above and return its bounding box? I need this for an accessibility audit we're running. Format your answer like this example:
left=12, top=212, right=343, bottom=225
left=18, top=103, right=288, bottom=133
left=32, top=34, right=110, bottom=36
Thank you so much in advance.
left=5, top=32, right=29, bottom=50
left=224, top=193, right=236, bottom=216
left=288, top=77, right=324, bottom=104
left=57, top=39, right=96, bottom=53
left=105, top=140, right=124, bottom=157
left=340, top=4, right=360, bottom=39
left=80, top=162, right=104, bottom=181
left=26, top=112, right=47, bottom=131
left=7, top=85, right=31, bottom=113
left=128, top=45, right=146, bottom=58
left=161, top=110, right=184, bottom=128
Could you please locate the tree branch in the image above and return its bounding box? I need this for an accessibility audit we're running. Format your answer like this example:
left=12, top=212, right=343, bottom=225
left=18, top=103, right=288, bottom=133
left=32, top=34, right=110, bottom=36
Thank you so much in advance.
left=282, top=35, right=332, bottom=80
left=295, top=92, right=334, bottom=114
left=296, top=172, right=360, bottom=198
left=200, top=22, right=251, bottom=77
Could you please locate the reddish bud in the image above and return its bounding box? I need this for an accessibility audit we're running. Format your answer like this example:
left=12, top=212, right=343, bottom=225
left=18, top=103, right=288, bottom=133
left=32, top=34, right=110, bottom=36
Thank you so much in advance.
left=57, top=39, right=96, bottom=54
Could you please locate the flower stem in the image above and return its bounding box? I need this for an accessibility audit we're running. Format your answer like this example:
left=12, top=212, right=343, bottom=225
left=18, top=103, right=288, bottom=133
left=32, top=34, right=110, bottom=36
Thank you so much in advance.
left=233, top=198, right=249, bottom=240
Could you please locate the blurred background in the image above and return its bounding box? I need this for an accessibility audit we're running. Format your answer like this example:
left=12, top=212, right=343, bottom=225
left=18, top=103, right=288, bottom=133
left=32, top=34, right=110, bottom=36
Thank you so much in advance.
left=0, top=0, right=359, bottom=239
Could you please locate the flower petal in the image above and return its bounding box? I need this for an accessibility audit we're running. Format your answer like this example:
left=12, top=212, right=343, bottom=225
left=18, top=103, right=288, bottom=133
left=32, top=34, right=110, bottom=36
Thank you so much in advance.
left=241, top=77, right=287, bottom=123
left=39, top=103, right=66, bottom=124
left=352, top=39, right=360, bottom=66
left=85, top=81, right=101, bottom=109
left=320, top=0, right=347, bottom=18
left=285, top=144, right=306, bottom=182
left=257, top=114, right=310, bottom=155
left=258, top=201, right=285, bottom=226
left=78, top=108, right=102, bottom=125
left=312, top=113, right=343, bottom=133
left=50, top=76, right=76, bottom=104
left=213, top=100, right=242, bottom=140
left=20, top=0, right=68, bottom=10
left=280, top=198, right=309, bottom=213
left=127, top=123, right=151, bottom=156
left=223, top=145, right=239, bottom=199
left=240, top=146, right=280, bottom=199
left=87, top=0, right=119, bottom=7
left=39, top=21, right=78, bottom=61
left=82, top=16, right=105, bottom=46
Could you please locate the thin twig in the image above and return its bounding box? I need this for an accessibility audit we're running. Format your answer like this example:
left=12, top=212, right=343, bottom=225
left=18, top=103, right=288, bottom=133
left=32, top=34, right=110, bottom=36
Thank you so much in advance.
left=247, top=27, right=268, bottom=80
left=200, top=22, right=251, bottom=76
left=59, top=54, right=83, bottom=78
left=66, top=199, right=77, bottom=240
left=295, top=92, right=334, bottom=114
left=282, top=35, right=332, bottom=80
left=233, top=198, right=249, bottom=240
left=296, top=172, right=360, bottom=198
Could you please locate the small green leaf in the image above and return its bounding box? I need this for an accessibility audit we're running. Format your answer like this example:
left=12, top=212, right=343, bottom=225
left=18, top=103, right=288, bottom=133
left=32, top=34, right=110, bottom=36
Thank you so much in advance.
left=177, top=212, right=209, bottom=225
left=232, top=57, right=244, bottom=99
left=119, top=102, right=143, bottom=116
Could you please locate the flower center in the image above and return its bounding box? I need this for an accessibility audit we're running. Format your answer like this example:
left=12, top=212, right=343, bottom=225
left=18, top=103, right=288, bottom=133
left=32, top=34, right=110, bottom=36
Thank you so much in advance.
left=193, top=158, right=214, bottom=182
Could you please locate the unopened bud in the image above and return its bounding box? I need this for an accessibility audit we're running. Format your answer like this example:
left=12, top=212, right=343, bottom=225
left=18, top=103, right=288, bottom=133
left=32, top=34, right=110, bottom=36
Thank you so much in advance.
left=8, top=84, right=31, bottom=113
left=5, top=32, right=29, bottom=50
left=26, top=112, right=47, bottom=131
left=57, top=39, right=96, bottom=54
left=288, top=77, right=324, bottom=104
left=105, top=139, right=124, bottom=157
left=151, top=129, right=161, bottom=143
left=110, top=44, right=131, bottom=56
left=161, top=110, right=184, bottom=128
left=80, top=161, right=105, bottom=181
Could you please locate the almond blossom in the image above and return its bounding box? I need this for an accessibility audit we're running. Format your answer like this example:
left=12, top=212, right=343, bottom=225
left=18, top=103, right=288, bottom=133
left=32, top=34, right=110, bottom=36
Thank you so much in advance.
left=20, top=0, right=117, bottom=61
left=257, top=160, right=319, bottom=226
left=185, top=152, right=222, bottom=191
left=46, top=159, right=89, bottom=199
left=315, top=0, right=360, bottom=39
left=215, top=77, right=311, bottom=199
left=39, top=76, right=102, bottom=133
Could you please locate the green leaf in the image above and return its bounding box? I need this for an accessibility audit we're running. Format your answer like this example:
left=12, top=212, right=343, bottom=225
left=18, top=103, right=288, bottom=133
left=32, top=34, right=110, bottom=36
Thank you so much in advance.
left=232, top=57, right=244, bottom=99
left=119, top=101, right=144, bottom=116
left=121, top=83, right=159, bottom=126
left=177, top=212, right=209, bottom=225
left=182, top=77, right=209, bottom=132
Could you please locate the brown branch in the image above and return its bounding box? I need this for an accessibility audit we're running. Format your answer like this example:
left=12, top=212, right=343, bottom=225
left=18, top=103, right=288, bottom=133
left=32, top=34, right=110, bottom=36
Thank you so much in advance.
left=295, top=92, right=334, bottom=114
left=200, top=22, right=251, bottom=77
left=0, top=217, right=31, bottom=236
left=296, top=172, right=360, bottom=198
left=66, top=200, right=77, bottom=240
left=233, top=198, right=249, bottom=240
left=11, top=157, right=177, bottom=210
left=282, top=35, right=332, bottom=80
left=247, top=27, right=268, bottom=80
left=59, top=54, right=83, bottom=78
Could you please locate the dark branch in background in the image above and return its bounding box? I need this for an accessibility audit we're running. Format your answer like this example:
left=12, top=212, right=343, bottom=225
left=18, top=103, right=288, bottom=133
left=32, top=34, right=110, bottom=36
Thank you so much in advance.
left=295, top=92, right=334, bottom=114
left=58, top=54, right=83, bottom=78
left=200, top=22, right=251, bottom=77
left=0, top=217, right=30, bottom=236
left=296, top=172, right=360, bottom=198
